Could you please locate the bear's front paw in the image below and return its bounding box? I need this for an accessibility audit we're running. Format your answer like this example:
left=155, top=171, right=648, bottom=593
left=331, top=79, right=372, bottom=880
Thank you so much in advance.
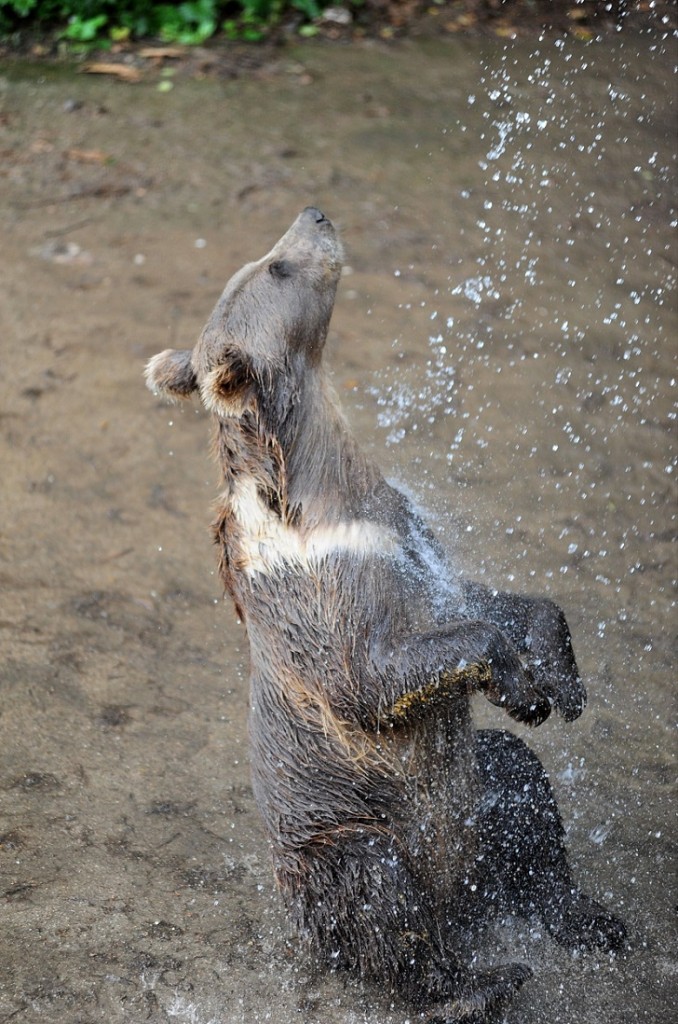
left=479, top=628, right=552, bottom=726
left=525, top=600, right=587, bottom=721
left=529, top=656, right=586, bottom=722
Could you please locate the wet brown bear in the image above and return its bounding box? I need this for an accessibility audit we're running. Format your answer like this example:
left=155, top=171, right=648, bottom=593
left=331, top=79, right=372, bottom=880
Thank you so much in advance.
left=145, top=208, right=625, bottom=1022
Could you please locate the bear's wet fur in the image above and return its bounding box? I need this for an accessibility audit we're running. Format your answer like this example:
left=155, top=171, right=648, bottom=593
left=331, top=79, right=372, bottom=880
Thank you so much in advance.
left=145, top=207, right=626, bottom=1022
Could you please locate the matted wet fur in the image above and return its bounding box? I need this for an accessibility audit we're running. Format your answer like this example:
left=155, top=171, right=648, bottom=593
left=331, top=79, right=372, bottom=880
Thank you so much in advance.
left=145, top=207, right=625, bottom=1022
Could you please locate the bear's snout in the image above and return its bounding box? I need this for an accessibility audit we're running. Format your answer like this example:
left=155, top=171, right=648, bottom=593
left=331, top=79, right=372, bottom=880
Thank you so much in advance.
left=304, top=206, right=329, bottom=225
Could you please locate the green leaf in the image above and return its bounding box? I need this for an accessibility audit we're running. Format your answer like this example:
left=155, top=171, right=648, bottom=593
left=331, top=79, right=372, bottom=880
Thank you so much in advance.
left=7, top=0, right=38, bottom=16
left=61, top=13, right=108, bottom=43
left=291, top=0, right=320, bottom=19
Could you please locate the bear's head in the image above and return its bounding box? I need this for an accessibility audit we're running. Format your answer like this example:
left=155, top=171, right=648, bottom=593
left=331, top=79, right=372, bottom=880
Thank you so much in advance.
left=145, top=207, right=343, bottom=422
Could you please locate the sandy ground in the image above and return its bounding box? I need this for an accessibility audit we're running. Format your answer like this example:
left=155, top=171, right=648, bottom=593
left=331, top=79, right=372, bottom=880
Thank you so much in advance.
left=0, top=31, right=675, bottom=1024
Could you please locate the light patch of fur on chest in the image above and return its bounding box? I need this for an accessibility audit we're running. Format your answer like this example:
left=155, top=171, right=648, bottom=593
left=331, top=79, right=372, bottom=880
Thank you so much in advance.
left=229, top=478, right=399, bottom=576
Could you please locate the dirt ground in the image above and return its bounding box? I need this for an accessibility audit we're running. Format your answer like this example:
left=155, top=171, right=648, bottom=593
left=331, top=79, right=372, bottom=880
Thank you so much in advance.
left=0, top=28, right=675, bottom=1024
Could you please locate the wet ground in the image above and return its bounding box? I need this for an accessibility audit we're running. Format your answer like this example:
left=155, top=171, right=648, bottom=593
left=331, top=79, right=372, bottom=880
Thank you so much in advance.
left=0, top=27, right=675, bottom=1024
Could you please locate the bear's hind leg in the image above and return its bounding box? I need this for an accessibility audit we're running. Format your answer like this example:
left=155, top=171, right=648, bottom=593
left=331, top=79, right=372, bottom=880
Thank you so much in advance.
left=474, top=729, right=626, bottom=953
left=280, top=827, right=531, bottom=1022
left=423, top=962, right=533, bottom=1023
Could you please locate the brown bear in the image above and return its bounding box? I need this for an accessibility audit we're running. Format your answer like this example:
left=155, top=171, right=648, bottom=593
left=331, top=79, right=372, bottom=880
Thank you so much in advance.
left=145, top=207, right=625, bottom=1022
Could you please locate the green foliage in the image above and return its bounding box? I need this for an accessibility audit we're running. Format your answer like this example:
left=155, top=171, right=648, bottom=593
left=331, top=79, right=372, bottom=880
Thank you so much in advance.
left=0, top=0, right=337, bottom=42
left=8, top=0, right=39, bottom=15
left=221, top=0, right=322, bottom=39
left=223, top=0, right=279, bottom=41
left=291, top=0, right=320, bottom=19
left=61, top=11, right=108, bottom=42
left=155, top=0, right=217, bottom=44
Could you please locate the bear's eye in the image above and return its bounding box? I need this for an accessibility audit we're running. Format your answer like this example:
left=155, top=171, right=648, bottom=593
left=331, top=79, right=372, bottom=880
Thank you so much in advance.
left=269, top=260, right=294, bottom=280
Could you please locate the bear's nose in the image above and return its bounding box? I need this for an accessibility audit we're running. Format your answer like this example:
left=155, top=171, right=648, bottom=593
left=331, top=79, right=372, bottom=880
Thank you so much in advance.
left=304, top=206, right=328, bottom=225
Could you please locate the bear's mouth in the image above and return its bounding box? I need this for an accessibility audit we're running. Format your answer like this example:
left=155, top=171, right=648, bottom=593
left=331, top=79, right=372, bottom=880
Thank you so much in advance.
left=296, top=206, right=336, bottom=238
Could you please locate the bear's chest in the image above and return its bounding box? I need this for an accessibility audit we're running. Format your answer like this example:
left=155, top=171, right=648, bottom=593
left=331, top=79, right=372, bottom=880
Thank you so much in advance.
left=225, top=477, right=400, bottom=578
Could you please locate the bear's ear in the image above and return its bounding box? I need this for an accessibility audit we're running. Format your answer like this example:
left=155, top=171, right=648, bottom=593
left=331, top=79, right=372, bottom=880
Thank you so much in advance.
left=199, top=351, right=258, bottom=418
left=145, top=349, right=197, bottom=401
